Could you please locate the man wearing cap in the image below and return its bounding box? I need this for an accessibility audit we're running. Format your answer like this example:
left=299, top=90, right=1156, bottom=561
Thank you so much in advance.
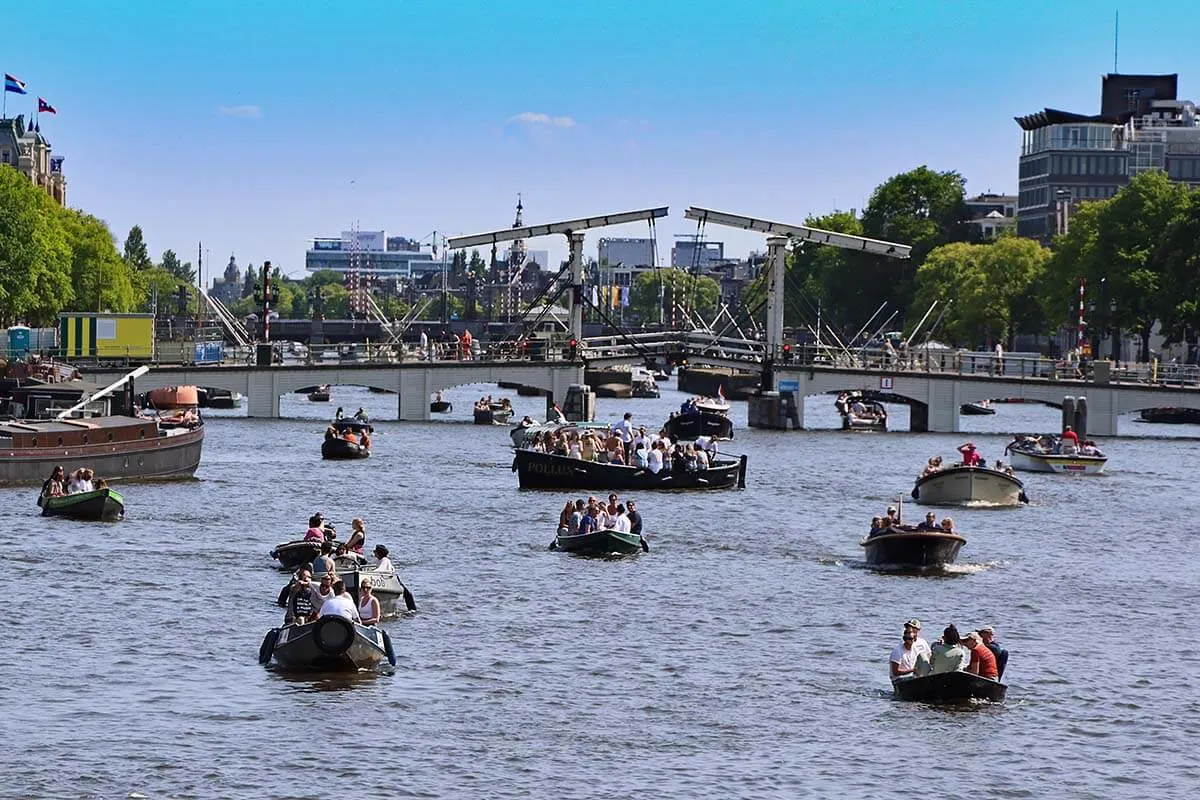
left=889, top=628, right=920, bottom=680
left=905, top=619, right=931, bottom=661
left=980, top=626, right=1008, bottom=680
left=884, top=506, right=899, bottom=526
left=957, top=441, right=983, bottom=466
left=963, top=631, right=998, bottom=679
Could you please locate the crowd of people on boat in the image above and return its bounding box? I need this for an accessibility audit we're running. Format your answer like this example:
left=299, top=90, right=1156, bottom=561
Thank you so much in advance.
left=889, top=619, right=1008, bottom=681
left=522, top=414, right=719, bottom=473
left=919, top=443, right=1014, bottom=477
left=557, top=493, right=643, bottom=538
left=325, top=419, right=372, bottom=450
left=835, top=392, right=886, bottom=422
left=474, top=395, right=512, bottom=412
left=1009, top=428, right=1104, bottom=457
left=868, top=505, right=955, bottom=536
left=282, top=513, right=396, bottom=626
left=676, top=395, right=722, bottom=416
left=39, top=465, right=105, bottom=498
left=334, top=406, right=371, bottom=424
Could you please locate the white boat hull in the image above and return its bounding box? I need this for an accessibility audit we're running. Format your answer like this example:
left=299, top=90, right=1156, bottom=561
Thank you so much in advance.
left=1008, top=449, right=1107, bottom=475
left=912, top=466, right=1026, bottom=506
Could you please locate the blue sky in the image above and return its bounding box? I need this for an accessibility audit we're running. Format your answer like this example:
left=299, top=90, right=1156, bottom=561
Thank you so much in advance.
left=7, top=0, right=1200, bottom=279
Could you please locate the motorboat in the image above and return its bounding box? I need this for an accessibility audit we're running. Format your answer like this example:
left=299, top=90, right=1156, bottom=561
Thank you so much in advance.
left=892, top=671, right=1006, bottom=703
left=474, top=399, right=514, bottom=425
left=308, top=385, right=332, bottom=402
left=322, top=418, right=372, bottom=460
left=911, top=465, right=1028, bottom=507
left=1005, top=435, right=1107, bottom=475
left=512, top=448, right=747, bottom=491
left=630, top=366, right=660, bottom=399
left=860, top=525, right=965, bottom=570
left=258, top=616, right=395, bottom=671
left=38, top=487, right=125, bottom=521
left=837, top=392, right=887, bottom=432
left=663, top=396, right=734, bottom=441
left=333, top=559, right=416, bottom=617
left=510, top=419, right=610, bottom=449
left=200, top=388, right=242, bottom=409
left=270, top=539, right=323, bottom=571
left=960, top=400, right=996, bottom=416
left=552, top=526, right=648, bottom=555
left=1137, top=407, right=1200, bottom=424
left=430, top=395, right=453, bottom=413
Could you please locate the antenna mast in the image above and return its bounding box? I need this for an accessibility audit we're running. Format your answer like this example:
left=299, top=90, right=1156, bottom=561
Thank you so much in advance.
left=1113, top=9, right=1119, bottom=73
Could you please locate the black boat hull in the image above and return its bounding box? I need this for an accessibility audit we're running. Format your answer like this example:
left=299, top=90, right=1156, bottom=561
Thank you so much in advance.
left=662, top=412, right=734, bottom=441
left=475, top=407, right=514, bottom=425
left=1138, top=407, right=1200, bottom=424
left=860, top=529, right=965, bottom=570
left=38, top=487, right=125, bottom=522
left=513, top=448, right=745, bottom=491
left=271, top=539, right=323, bottom=570
left=430, top=401, right=453, bottom=413
left=892, top=671, right=1007, bottom=703
left=322, top=439, right=370, bottom=459
left=960, top=402, right=995, bottom=415
left=554, top=528, right=644, bottom=555
left=261, top=616, right=394, bottom=671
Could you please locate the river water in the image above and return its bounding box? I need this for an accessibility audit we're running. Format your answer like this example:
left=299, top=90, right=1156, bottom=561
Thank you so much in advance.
left=4, top=378, right=1198, bottom=798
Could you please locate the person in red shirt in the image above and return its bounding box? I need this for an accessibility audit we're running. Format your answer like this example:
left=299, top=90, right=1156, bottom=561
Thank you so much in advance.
left=1061, top=425, right=1080, bottom=446
left=963, top=630, right=999, bottom=679
left=957, top=442, right=982, bottom=467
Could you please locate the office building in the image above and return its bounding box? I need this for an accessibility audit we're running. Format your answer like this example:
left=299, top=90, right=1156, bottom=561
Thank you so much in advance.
left=671, top=236, right=725, bottom=269
left=0, top=113, right=66, bottom=205
left=965, top=193, right=1017, bottom=239
left=598, top=237, right=656, bottom=269
left=1015, top=73, right=1200, bottom=240
left=305, top=230, right=441, bottom=278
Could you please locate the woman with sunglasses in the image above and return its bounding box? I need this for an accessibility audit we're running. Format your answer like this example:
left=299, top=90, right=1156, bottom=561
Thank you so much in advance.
left=358, top=579, right=381, bottom=626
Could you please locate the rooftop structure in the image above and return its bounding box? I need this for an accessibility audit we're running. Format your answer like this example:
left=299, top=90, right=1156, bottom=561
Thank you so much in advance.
left=0, top=114, right=66, bottom=205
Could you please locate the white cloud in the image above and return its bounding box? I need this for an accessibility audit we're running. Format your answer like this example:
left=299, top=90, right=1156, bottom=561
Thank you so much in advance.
left=216, top=105, right=263, bottom=119
left=507, top=111, right=576, bottom=128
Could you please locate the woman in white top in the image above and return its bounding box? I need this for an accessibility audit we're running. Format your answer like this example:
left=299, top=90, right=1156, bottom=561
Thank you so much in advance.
left=567, top=434, right=582, bottom=460
left=372, top=544, right=395, bottom=573
left=358, top=579, right=381, bottom=626
left=646, top=443, right=664, bottom=474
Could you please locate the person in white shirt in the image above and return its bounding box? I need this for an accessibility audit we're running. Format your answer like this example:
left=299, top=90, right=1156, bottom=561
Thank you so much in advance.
left=890, top=631, right=920, bottom=679
left=614, top=504, right=632, bottom=533
left=372, top=544, right=395, bottom=573
left=318, top=579, right=361, bottom=622
left=905, top=619, right=932, bottom=661
left=419, top=329, right=429, bottom=359
left=646, top=443, right=664, bottom=474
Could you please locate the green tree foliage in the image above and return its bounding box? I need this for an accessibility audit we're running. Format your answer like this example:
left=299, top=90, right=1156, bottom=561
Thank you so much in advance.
left=159, top=249, right=197, bottom=283
left=59, top=210, right=138, bottom=314
left=0, top=167, right=73, bottom=325
left=1043, top=171, right=1194, bottom=360
left=122, top=225, right=152, bottom=271
left=1157, top=189, right=1200, bottom=344
left=912, top=238, right=1050, bottom=347
left=630, top=268, right=719, bottom=324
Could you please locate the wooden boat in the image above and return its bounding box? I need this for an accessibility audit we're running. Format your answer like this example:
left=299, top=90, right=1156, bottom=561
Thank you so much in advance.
left=960, top=401, right=996, bottom=415
left=270, top=539, right=323, bottom=571
left=258, top=616, right=395, bottom=671
left=322, top=419, right=372, bottom=460
left=1137, top=407, right=1200, bottom=424
left=474, top=401, right=514, bottom=425
left=911, top=465, right=1028, bottom=507
left=1005, top=435, right=1107, bottom=474
left=38, top=487, right=125, bottom=521
left=860, top=526, right=965, bottom=570
left=510, top=419, right=609, bottom=449
left=663, top=396, right=734, bottom=441
left=512, top=448, right=747, bottom=491
left=430, top=400, right=453, bottom=413
left=892, top=671, right=1007, bottom=703
left=0, top=368, right=204, bottom=486
left=837, top=392, right=887, bottom=431
left=308, top=385, right=332, bottom=402
left=553, top=527, right=647, bottom=555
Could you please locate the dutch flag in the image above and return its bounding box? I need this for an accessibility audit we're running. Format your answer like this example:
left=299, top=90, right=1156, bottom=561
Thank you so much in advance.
left=4, top=73, right=27, bottom=95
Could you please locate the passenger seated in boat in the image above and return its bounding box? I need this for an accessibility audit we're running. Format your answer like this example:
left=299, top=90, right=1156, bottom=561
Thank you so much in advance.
left=558, top=500, right=575, bottom=534
left=346, top=518, right=367, bottom=553
left=41, top=465, right=66, bottom=498
left=519, top=415, right=535, bottom=429
left=313, top=541, right=336, bottom=575
left=304, top=515, right=328, bottom=542
left=626, top=500, right=642, bottom=536
left=335, top=407, right=344, bottom=421
left=67, top=468, right=95, bottom=494
left=343, top=429, right=359, bottom=445
left=868, top=517, right=885, bottom=536
left=578, top=504, right=598, bottom=535
left=917, top=512, right=940, bottom=531
left=957, top=442, right=982, bottom=466
left=566, top=433, right=582, bottom=459
left=358, top=579, right=381, bottom=626
left=920, top=624, right=971, bottom=675
left=373, top=544, right=394, bottom=573
left=325, top=425, right=338, bottom=441
left=360, top=430, right=372, bottom=450
left=354, top=407, right=369, bottom=422
left=285, top=570, right=318, bottom=625
left=646, top=441, right=664, bottom=473
left=979, top=626, right=1008, bottom=680
left=939, top=517, right=955, bottom=532
left=317, top=579, right=361, bottom=622
left=962, top=631, right=998, bottom=679
left=1061, top=425, right=1080, bottom=447
left=632, top=442, right=649, bottom=469
left=694, top=446, right=710, bottom=469
left=568, top=499, right=585, bottom=534
left=1081, top=440, right=1102, bottom=456
left=890, top=629, right=920, bottom=679
left=851, top=400, right=867, bottom=416
left=580, top=431, right=598, bottom=462
left=884, top=505, right=899, bottom=526
left=312, top=573, right=335, bottom=611
left=920, top=457, right=941, bottom=477
left=614, top=503, right=632, bottom=533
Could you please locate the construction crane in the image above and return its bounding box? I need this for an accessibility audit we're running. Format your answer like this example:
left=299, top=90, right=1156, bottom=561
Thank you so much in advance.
left=682, top=207, right=911, bottom=386
left=448, top=207, right=669, bottom=343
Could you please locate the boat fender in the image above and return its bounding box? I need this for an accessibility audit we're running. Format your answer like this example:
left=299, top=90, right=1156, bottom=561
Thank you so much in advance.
left=258, top=628, right=280, bottom=664
left=382, top=629, right=397, bottom=666
left=276, top=581, right=293, bottom=608
left=313, top=616, right=355, bottom=655
left=1019, top=491, right=1029, bottom=504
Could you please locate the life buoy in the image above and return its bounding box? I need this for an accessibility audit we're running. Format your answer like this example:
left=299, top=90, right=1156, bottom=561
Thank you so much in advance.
left=258, top=628, right=280, bottom=664
left=312, top=615, right=354, bottom=655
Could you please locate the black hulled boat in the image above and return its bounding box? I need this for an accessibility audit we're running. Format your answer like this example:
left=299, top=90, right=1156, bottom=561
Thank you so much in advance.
left=38, top=487, right=125, bottom=522
left=553, top=527, right=647, bottom=555
left=270, top=539, right=323, bottom=570
left=258, top=616, right=395, bottom=671
left=513, top=448, right=746, bottom=491
left=1138, top=407, right=1200, bottom=424
left=322, top=419, right=372, bottom=460
left=892, top=671, right=1007, bottom=703
left=860, top=526, right=965, bottom=570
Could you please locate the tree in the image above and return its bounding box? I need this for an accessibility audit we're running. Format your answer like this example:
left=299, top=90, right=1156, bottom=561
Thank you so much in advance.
left=159, top=249, right=197, bottom=283
left=858, top=166, right=970, bottom=324
left=59, top=210, right=138, bottom=314
left=122, top=225, right=152, bottom=271
left=1157, top=189, right=1200, bottom=354
left=242, top=265, right=257, bottom=298
left=630, top=268, right=719, bottom=324
left=0, top=167, right=73, bottom=325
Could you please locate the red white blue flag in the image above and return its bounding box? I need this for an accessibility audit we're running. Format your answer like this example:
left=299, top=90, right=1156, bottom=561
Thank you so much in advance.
left=38, top=97, right=56, bottom=114
left=4, top=73, right=27, bottom=94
